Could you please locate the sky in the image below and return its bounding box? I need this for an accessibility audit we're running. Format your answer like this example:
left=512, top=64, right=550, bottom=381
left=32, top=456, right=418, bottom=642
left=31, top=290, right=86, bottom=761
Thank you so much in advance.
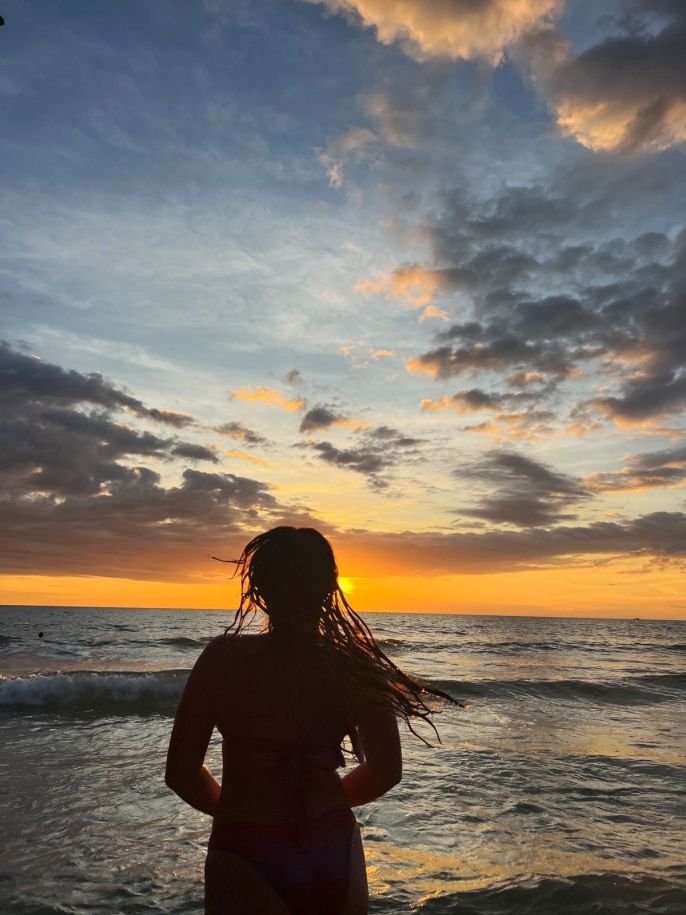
left=1, top=0, right=685, bottom=618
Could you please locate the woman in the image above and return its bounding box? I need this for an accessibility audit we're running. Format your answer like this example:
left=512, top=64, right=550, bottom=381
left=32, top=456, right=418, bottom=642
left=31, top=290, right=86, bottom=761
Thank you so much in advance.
left=166, top=527, right=458, bottom=914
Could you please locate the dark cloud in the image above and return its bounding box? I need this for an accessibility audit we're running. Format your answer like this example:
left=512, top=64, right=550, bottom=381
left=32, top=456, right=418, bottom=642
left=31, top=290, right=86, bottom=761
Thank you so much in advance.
left=171, top=443, right=219, bottom=463
left=0, top=466, right=279, bottom=579
left=0, top=340, right=194, bottom=427
left=308, top=425, right=422, bottom=487
left=586, top=443, right=686, bottom=492
left=535, top=4, right=686, bottom=153
left=0, top=343, right=290, bottom=579
left=0, top=407, right=173, bottom=496
left=404, top=168, right=686, bottom=428
left=300, top=405, right=350, bottom=434
left=366, top=425, right=422, bottom=446
left=457, top=450, right=590, bottom=527
left=214, top=421, right=269, bottom=447
left=312, top=441, right=389, bottom=476
left=283, top=368, right=303, bottom=385
left=350, top=511, right=686, bottom=575
left=422, top=387, right=540, bottom=415
left=409, top=333, right=574, bottom=381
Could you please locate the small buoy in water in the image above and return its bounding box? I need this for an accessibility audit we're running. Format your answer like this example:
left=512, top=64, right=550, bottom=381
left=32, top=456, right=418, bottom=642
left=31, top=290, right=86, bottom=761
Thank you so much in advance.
left=38, top=631, right=44, bottom=638
left=0, top=16, right=5, bottom=27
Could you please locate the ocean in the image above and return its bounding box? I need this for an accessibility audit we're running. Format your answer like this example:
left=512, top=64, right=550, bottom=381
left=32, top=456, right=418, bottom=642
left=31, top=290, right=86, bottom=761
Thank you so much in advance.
left=0, top=606, right=684, bottom=914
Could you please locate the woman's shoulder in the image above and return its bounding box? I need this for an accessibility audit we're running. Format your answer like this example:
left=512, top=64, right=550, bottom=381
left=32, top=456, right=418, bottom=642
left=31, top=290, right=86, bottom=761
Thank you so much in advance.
left=193, top=633, right=269, bottom=682
left=202, top=632, right=269, bottom=660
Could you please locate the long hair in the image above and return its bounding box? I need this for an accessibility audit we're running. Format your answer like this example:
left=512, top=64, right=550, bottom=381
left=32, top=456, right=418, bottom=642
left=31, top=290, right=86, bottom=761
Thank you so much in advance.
left=215, top=526, right=462, bottom=746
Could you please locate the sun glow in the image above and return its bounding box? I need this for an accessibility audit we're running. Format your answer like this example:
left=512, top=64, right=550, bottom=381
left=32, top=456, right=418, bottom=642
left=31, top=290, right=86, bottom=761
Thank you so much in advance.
left=338, top=576, right=355, bottom=595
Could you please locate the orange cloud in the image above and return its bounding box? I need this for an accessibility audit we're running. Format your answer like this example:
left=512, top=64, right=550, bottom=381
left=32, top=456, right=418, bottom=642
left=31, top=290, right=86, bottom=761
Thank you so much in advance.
left=420, top=396, right=455, bottom=413
left=556, top=97, right=686, bottom=153
left=461, top=410, right=556, bottom=442
left=419, top=304, right=450, bottom=322
left=522, top=23, right=686, bottom=153
left=224, top=449, right=270, bottom=466
left=370, top=348, right=394, bottom=360
left=232, top=386, right=306, bottom=412
left=405, top=354, right=439, bottom=378
left=356, top=265, right=445, bottom=308
left=311, top=0, right=562, bottom=64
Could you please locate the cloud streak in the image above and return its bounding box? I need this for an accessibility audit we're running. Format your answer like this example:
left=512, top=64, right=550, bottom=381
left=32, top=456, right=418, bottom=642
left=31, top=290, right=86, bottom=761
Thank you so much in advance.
left=231, top=386, right=307, bottom=412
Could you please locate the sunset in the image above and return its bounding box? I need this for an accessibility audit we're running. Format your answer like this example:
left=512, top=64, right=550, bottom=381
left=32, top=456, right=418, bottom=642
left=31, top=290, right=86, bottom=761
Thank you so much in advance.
left=1, top=0, right=685, bottom=619
left=1, top=3, right=685, bottom=914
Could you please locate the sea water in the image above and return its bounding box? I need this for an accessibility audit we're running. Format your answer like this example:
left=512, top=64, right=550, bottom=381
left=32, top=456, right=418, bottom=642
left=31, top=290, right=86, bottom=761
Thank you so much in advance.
left=1, top=606, right=684, bottom=914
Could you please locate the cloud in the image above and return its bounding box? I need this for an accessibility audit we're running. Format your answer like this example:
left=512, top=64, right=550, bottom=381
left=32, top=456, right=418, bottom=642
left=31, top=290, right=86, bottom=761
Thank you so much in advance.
left=400, top=173, right=685, bottom=429
left=318, top=0, right=686, bottom=155
left=283, top=368, right=303, bottom=385
left=0, top=343, right=292, bottom=579
left=355, top=265, right=448, bottom=307
left=456, top=449, right=590, bottom=526
left=406, top=329, right=573, bottom=381
left=523, top=7, right=686, bottom=153
left=348, top=510, right=686, bottom=574
left=224, top=449, right=271, bottom=467
left=0, top=342, right=226, bottom=498
left=170, top=443, right=219, bottom=463
left=584, top=375, right=686, bottom=427
left=214, top=421, right=269, bottom=447
left=586, top=443, right=686, bottom=492
left=0, top=466, right=280, bottom=579
left=459, top=409, right=557, bottom=442
left=309, top=0, right=562, bottom=64
left=308, top=425, right=422, bottom=486
left=0, top=339, right=194, bottom=427
left=299, top=405, right=368, bottom=434
left=421, top=388, right=536, bottom=414
left=231, top=386, right=306, bottom=412
left=311, top=440, right=389, bottom=476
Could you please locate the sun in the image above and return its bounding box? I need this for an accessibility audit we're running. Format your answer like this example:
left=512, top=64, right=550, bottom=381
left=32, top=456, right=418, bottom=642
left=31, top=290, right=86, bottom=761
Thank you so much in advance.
left=338, top=576, right=355, bottom=595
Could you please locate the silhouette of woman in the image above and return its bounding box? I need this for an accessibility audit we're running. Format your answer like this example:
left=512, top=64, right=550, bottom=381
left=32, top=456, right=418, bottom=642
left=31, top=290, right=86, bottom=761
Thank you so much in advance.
left=166, top=526, right=459, bottom=914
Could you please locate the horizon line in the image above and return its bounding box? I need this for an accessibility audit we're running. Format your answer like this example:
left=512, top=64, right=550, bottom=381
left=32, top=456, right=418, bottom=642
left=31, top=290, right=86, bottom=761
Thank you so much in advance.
left=1, top=603, right=684, bottom=622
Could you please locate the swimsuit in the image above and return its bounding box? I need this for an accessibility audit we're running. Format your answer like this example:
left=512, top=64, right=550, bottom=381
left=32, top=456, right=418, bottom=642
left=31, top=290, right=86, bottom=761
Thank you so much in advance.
left=208, top=737, right=357, bottom=914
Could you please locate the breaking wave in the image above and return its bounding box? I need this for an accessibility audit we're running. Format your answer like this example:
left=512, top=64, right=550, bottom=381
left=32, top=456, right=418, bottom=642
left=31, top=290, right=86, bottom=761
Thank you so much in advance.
left=0, top=669, right=187, bottom=716
left=2, top=669, right=684, bottom=716
left=431, top=673, right=686, bottom=705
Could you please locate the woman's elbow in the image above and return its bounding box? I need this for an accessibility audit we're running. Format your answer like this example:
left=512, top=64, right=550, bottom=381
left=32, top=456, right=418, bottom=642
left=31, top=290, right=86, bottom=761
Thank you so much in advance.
left=165, top=761, right=187, bottom=793
left=387, top=766, right=402, bottom=791
left=376, top=761, right=402, bottom=794
left=165, top=770, right=180, bottom=793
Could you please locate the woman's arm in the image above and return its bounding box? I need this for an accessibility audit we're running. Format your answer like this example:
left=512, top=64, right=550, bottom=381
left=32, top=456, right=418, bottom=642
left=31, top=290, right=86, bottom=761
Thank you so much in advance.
left=165, top=637, right=223, bottom=816
left=340, top=700, right=402, bottom=807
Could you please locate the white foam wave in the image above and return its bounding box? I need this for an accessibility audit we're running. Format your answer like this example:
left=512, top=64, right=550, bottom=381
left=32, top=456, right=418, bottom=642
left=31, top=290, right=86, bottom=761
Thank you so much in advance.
left=0, top=670, right=187, bottom=709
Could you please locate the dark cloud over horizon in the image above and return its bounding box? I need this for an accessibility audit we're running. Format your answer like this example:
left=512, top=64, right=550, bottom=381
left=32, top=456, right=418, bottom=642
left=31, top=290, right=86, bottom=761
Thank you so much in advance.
left=0, top=342, right=289, bottom=576
left=457, top=449, right=590, bottom=527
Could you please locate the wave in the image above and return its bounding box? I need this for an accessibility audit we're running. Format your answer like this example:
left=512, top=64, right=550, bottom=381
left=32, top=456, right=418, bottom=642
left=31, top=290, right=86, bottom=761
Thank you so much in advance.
left=0, top=635, right=14, bottom=647
left=0, top=669, right=187, bottom=716
left=462, top=639, right=686, bottom=654
left=2, top=669, right=684, bottom=717
left=78, top=635, right=208, bottom=649
left=159, top=636, right=208, bottom=648
left=378, top=637, right=410, bottom=652
left=417, top=871, right=686, bottom=914
left=431, top=673, right=686, bottom=705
